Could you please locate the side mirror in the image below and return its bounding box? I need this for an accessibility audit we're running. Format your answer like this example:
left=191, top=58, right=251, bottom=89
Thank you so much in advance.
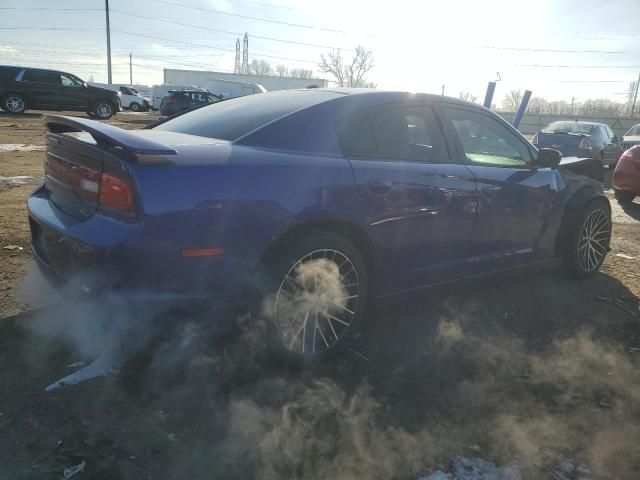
left=532, top=148, right=562, bottom=168
left=611, top=135, right=619, bottom=143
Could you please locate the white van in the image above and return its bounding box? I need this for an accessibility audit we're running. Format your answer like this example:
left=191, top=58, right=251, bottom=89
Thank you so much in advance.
left=89, top=83, right=151, bottom=112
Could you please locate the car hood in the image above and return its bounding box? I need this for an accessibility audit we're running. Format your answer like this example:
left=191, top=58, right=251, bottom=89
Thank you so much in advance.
left=86, top=85, right=119, bottom=97
left=622, top=135, right=640, bottom=142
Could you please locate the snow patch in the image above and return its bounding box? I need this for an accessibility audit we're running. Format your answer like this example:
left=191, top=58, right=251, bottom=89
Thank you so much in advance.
left=0, top=143, right=44, bottom=152
left=0, top=175, right=44, bottom=188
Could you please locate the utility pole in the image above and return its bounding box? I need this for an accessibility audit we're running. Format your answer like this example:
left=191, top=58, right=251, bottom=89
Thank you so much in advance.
left=441, top=84, right=445, bottom=96
left=571, top=96, right=575, bottom=115
left=631, top=72, right=640, bottom=117
left=129, top=53, right=132, bottom=85
left=105, top=0, right=112, bottom=84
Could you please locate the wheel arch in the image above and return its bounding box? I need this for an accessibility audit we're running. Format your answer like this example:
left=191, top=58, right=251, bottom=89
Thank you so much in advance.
left=259, top=218, right=374, bottom=276
left=555, top=186, right=610, bottom=256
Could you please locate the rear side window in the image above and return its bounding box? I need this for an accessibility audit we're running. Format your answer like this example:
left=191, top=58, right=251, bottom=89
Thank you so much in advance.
left=155, top=90, right=342, bottom=141
left=22, top=70, right=60, bottom=85
left=336, top=105, right=448, bottom=163
left=0, top=66, right=21, bottom=82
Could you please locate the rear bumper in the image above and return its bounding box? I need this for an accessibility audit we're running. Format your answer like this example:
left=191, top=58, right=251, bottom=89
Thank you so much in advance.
left=27, top=186, right=254, bottom=311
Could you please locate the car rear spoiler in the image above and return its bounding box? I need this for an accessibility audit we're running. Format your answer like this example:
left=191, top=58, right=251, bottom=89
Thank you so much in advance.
left=43, top=115, right=177, bottom=156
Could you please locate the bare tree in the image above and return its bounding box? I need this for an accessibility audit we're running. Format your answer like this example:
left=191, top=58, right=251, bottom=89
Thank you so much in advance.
left=526, top=97, right=548, bottom=114
left=501, top=90, right=523, bottom=112
left=249, top=59, right=272, bottom=76
left=318, top=45, right=375, bottom=87
left=289, top=68, right=313, bottom=79
left=275, top=64, right=288, bottom=77
left=580, top=98, right=624, bottom=116
left=459, top=91, right=478, bottom=103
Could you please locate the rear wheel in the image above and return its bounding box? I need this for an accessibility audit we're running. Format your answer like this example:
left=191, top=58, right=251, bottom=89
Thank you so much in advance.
left=129, top=102, right=141, bottom=112
left=564, top=199, right=611, bottom=278
left=614, top=189, right=636, bottom=204
left=257, top=230, right=369, bottom=364
left=3, top=93, right=26, bottom=114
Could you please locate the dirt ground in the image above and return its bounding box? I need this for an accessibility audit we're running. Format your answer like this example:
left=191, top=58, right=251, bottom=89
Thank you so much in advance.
left=0, top=111, right=639, bottom=479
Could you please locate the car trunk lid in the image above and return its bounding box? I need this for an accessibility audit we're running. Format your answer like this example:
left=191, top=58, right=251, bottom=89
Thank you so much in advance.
left=536, top=132, right=587, bottom=156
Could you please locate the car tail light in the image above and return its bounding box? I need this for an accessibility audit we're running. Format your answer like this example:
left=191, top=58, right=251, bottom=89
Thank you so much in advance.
left=531, top=133, right=539, bottom=145
left=99, top=173, right=134, bottom=213
left=578, top=137, right=592, bottom=150
left=166, top=98, right=177, bottom=104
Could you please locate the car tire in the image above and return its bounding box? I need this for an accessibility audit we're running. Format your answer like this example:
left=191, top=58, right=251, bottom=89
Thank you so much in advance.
left=254, top=230, right=369, bottom=365
left=93, top=100, right=115, bottom=120
left=564, top=199, right=611, bottom=278
left=129, top=102, right=141, bottom=112
left=3, top=93, right=26, bottom=114
left=614, top=189, right=636, bottom=204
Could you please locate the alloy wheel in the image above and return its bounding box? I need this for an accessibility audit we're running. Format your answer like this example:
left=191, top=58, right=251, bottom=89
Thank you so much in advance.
left=273, top=249, right=360, bottom=355
left=577, top=209, right=610, bottom=272
left=96, top=102, right=113, bottom=119
left=5, top=96, right=24, bottom=113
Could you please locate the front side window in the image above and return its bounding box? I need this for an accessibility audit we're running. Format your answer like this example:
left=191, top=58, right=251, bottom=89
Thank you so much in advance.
left=60, top=74, right=82, bottom=88
left=605, top=125, right=615, bottom=139
left=22, top=70, right=60, bottom=85
left=442, top=107, right=531, bottom=167
left=336, top=105, right=448, bottom=163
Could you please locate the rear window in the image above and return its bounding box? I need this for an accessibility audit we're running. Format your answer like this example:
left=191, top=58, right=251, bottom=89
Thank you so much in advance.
left=543, top=121, right=595, bottom=135
left=22, top=69, right=61, bottom=85
left=154, top=90, right=342, bottom=141
left=625, top=125, right=640, bottom=136
left=0, top=66, right=21, bottom=82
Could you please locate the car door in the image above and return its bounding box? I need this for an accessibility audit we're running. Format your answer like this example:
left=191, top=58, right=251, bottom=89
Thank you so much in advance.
left=58, top=73, right=89, bottom=109
left=439, top=105, right=563, bottom=271
left=20, top=69, right=63, bottom=108
left=339, top=102, right=478, bottom=295
left=601, top=125, right=621, bottom=163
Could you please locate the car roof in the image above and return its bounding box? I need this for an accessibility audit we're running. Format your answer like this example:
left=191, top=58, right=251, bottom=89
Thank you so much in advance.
left=277, top=87, right=485, bottom=110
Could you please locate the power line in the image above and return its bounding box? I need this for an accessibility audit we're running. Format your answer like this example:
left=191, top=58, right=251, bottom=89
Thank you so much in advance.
left=509, top=64, right=640, bottom=69
left=147, top=0, right=378, bottom=36
left=475, top=45, right=630, bottom=54
left=110, top=28, right=318, bottom=64
left=109, top=9, right=352, bottom=50
left=0, top=7, right=102, bottom=11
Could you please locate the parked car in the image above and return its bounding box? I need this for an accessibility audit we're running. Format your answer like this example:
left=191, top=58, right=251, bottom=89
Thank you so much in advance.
left=532, top=121, right=622, bottom=166
left=159, top=90, right=221, bottom=116
left=0, top=65, right=121, bottom=119
left=28, top=90, right=611, bottom=361
left=613, top=145, right=640, bottom=203
left=90, top=83, right=151, bottom=112
left=621, top=123, right=640, bottom=152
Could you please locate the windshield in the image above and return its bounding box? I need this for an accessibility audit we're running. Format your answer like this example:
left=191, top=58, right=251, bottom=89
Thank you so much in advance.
left=543, top=121, right=595, bottom=134
left=625, top=125, right=640, bottom=136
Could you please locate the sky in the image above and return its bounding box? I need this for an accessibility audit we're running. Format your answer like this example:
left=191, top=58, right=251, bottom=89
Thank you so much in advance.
left=0, top=0, right=639, bottom=104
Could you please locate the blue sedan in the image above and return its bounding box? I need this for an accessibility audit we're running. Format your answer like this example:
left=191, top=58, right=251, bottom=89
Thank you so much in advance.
left=28, top=89, right=611, bottom=360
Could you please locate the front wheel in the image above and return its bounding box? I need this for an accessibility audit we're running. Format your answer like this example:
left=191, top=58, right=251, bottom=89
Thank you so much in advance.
left=93, top=100, right=114, bottom=120
left=564, top=199, right=611, bottom=278
left=129, top=102, right=141, bottom=112
left=3, top=94, right=26, bottom=114
left=258, top=231, right=369, bottom=363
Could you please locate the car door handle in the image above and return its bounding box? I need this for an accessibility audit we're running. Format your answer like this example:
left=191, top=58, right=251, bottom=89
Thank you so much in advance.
left=367, top=180, right=392, bottom=194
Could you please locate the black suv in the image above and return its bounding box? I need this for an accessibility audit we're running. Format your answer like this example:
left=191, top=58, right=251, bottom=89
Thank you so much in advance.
left=0, top=66, right=121, bottom=120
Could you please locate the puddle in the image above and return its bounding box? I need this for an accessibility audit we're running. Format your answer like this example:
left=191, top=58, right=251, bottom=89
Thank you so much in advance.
left=0, top=176, right=44, bottom=188
left=0, top=143, right=44, bottom=152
